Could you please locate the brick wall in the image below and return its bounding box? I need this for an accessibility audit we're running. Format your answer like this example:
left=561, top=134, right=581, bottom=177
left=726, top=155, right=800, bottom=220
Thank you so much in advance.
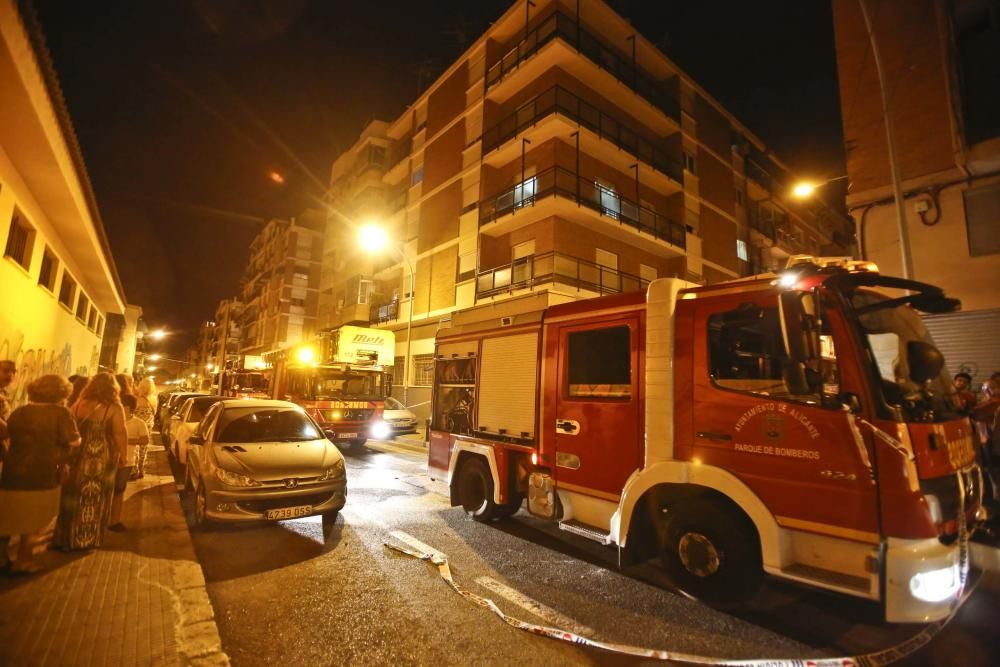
left=426, top=62, right=468, bottom=137
left=423, top=120, right=466, bottom=192
left=418, top=180, right=462, bottom=254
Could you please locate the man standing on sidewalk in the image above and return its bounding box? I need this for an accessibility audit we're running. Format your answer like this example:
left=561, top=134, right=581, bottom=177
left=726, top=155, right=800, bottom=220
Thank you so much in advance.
left=0, top=361, right=16, bottom=465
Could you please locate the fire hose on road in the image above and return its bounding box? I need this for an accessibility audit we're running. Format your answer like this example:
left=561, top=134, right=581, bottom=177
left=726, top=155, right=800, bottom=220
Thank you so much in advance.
left=385, top=539, right=977, bottom=666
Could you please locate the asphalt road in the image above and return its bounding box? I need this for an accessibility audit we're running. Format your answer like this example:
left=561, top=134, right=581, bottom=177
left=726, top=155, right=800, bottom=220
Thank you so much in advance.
left=176, top=439, right=1000, bottom=666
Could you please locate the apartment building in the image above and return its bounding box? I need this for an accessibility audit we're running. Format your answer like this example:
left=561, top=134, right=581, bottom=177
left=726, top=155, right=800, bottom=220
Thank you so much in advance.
left=320, top=0, right=853, bottom=417
left=240, top=209, right=324, bottom=356
left=0, top=0, right=129, bottom=404
left=832, top=0, right=1000, bottom=387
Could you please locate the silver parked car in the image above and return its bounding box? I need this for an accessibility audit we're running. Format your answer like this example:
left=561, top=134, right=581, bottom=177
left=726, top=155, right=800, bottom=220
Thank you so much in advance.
left=380, top=397, right=418, bottom=435
left=185, top=399, right=347, bottom=538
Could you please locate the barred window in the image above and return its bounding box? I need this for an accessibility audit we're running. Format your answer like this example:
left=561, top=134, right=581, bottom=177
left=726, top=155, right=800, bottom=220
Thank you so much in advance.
left=59, top=273, right=76, bottom=308
left=38, top=247, right=58, bottom=291
left=412, top=354, right=434, bottom=387
left=76, top=293, right=89, bottom=322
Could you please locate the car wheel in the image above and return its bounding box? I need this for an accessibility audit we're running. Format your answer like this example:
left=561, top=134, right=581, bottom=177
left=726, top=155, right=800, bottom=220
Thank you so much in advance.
left=321, top=511, right=339, bottom=541
left=660, top=499, right=762, bottom=608
left=193, top=484, right=213, bottom=530
left=457, top=457, right=502, bottom=522
left=183, top=465, right=194, bottom=493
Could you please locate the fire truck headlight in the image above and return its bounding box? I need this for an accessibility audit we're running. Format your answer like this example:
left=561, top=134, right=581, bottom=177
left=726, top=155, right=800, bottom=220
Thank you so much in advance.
left=331, top=410, right=343, bottom=421
left=370, top=420, right=391, bottom=440
left=778, top=272, right=799, bottom=288
left=923, top=493, right=943, bottom=524
left=910, top=564, right=960, bottom=603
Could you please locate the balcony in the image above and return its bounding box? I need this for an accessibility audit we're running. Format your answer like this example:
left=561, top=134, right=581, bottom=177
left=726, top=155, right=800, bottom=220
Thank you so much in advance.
left=485, top=12, right=679, bottom=123
left=483, top=85, right=682, bottom=183
left=370, top=300, right=400, bottom=326
left=479, top=165, right=686, bottom=251
left=476, top=251, right=648, bottom=300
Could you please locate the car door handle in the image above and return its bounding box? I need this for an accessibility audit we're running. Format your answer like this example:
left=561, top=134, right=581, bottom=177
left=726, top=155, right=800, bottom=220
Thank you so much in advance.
left=556, top=419, right=580, bottom=435
left=697, top=431, right=732, bottom=442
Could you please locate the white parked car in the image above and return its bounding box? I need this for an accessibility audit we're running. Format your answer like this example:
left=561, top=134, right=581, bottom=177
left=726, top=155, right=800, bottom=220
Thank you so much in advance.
left=380, top=397, right=417, bottom=435
left=171, top=395, right=225, bottom=466
left=185, top=399, right=347, bottom=539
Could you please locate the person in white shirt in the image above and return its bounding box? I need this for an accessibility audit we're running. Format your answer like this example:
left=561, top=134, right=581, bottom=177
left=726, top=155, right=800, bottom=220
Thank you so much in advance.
left=108, top=394, right=149, bottom=531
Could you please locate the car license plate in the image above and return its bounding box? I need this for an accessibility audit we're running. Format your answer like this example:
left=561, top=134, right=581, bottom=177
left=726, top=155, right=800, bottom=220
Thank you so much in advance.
left=265, top=505, right=312, bottom=520
left=338, top=432, right=357, bottom=439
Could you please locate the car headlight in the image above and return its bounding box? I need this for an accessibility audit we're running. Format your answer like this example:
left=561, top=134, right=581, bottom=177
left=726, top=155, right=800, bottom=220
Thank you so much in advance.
left=318, top=458, right=346, bottom=481
left=214, top=466, right=261, bottom=487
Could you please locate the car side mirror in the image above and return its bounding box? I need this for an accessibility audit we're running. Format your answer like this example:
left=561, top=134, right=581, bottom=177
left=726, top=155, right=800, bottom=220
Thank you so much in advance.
left=324, top=430, right=336, bottom=441
left=189, top=435, right=205, bottom=446
left=907, top=341, right=944, bottom=384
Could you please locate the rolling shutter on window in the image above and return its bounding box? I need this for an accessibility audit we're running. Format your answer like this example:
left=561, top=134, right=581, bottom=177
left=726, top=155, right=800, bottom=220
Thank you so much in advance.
left=478, top=332, right=539, bottom=439
left=923, top=309, right=1000, bottom=387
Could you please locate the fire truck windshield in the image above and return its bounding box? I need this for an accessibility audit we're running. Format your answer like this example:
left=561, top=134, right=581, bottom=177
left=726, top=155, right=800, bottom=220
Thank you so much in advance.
left=848, top=288, right=960, bottom=420
left=308, top=368, right=382, bottom=401
left=231, top=372, right=269, bottom=391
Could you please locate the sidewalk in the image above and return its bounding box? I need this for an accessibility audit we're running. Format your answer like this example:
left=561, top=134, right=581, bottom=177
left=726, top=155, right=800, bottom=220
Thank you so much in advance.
left=0, top=446, right=228, bottom=667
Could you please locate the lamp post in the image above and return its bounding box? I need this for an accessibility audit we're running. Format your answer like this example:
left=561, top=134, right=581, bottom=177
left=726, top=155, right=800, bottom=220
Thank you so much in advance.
left=359, top=223, right=415, bottom=408
left=857, top=0, right=912, bottom=279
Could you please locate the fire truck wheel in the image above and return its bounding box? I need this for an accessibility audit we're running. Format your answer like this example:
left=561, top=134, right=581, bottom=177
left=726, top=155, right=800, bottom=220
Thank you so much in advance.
left=458, top=457, right=501, bottom=521
left=495, top=493, right=524, bottom=519
left=662, top=500, right=762, bottom=607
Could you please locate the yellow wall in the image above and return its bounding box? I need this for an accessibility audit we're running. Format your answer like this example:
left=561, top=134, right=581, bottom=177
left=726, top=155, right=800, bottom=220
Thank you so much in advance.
left=0, top=162, right=104, bottom=407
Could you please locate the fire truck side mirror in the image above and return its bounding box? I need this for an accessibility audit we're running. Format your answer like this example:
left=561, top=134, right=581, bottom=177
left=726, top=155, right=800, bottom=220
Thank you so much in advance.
left=907, top=341, right=944, bottom=384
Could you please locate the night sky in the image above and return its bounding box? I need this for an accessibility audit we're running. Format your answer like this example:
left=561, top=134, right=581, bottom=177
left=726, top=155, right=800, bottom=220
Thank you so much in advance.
left=34, top=0, right=845, bottom=355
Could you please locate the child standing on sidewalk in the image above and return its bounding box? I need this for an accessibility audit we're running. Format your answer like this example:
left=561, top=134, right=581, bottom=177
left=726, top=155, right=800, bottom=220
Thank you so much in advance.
left=108, top=395, right=149, bottom=532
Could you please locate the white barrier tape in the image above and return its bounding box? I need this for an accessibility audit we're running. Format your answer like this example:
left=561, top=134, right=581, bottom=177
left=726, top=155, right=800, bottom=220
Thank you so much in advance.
left=385, top=540, right=975, bottom=666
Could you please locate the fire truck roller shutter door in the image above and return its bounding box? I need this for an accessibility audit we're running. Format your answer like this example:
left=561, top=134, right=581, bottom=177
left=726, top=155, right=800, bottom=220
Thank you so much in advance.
left=478, top=333, right=539, bottom=440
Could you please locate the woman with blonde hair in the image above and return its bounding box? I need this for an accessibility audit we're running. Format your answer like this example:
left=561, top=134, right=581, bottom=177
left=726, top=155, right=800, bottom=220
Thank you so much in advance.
left=54, top=373, right=127, bottom=551
left=132, top=377, right=157, bottom=477
left=0, top=375, right=80, bottom=572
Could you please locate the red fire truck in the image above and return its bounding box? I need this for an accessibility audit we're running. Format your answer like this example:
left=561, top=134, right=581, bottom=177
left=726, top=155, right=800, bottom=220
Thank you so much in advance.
left=217, top=355, right=271, bottom=399
left=428, top=256, right=985, bottom=622
left=268, top=326, right=395, bottom=448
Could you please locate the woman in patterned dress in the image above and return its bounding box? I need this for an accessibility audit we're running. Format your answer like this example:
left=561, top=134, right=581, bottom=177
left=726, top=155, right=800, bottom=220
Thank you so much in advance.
left=132, top=377, right=157, bottom=478
left=54, top=373, right=127, bottom=551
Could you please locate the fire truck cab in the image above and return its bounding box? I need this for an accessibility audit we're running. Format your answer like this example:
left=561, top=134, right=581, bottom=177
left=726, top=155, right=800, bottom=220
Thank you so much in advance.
left=268, top=326, right=395, bottom=448
left=428, top=257, right=984, bottom=623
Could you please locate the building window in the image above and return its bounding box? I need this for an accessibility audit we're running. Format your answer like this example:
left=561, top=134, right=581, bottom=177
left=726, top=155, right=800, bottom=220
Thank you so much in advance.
left=567, top=326, right=632, bottom=399
left=683, top=152, right=696, bottom=174
left=38, top=247, right=58, bottom=292
left=951, top=0, right=1000, bottom=145
left=96, top=315, right=104, bottom=337
left=87, top=306, right=97, bottom=331
left=737, top=239, right=749, bottom=262
left=4, top=210, right=35, bottom=270
left=639, top=263, right=658, bottom=283
left=411, top=166, right=424, bottom=186
left=58, top=273, right=76, bottom=309
left=76, top=293, right=89, bottom=322
left=412, top=354, right=434, bottom=387
left=964, top=182, right=1000, bottom=256
left=392, top=355, right=404, bottom=387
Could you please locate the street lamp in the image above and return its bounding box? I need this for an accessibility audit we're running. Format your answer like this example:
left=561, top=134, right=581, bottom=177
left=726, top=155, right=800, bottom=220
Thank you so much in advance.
left=789, top=175, right=849, bottom=201
left=147, top=353, right=162, bottom=361
left=358, top=221, right=414, bottom=408
left=147, top=329, right=167, bottom=341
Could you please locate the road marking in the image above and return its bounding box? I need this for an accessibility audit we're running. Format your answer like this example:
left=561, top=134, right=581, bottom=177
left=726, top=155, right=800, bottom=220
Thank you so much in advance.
left=389, top=530, right=446, bottom=559
left=475, top=576, right=594, bottom=636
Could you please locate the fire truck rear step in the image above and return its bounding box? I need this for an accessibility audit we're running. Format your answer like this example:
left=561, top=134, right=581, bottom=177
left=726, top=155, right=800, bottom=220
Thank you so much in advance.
left=781, top=563, right=870, bottom=594
left=559, top=520, right=612, bottom=545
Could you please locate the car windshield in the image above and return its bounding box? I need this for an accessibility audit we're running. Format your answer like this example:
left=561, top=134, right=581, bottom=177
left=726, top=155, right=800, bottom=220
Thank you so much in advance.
left=848, top=288, right=960, bottom=418
left=216, top=408, right=322, bottom=443
left=188, top=398, right=222, bottom=422
left=384, top=397, right=404, bottom=410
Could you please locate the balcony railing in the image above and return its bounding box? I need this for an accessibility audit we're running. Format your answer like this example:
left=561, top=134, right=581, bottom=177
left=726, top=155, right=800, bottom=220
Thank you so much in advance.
left=485, top=12, right=680, bottom=122
left=479, top=165, right=686, bottom=250
left=370, top=300, right=399, bottom=326
left=482, top=85, right=683, bottom=182
left=476, top=251, right=648, bottom=299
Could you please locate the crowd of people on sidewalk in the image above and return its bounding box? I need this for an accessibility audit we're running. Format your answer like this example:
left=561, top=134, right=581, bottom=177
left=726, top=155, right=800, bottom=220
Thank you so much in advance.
left=0, top=363, right=155, bottom=575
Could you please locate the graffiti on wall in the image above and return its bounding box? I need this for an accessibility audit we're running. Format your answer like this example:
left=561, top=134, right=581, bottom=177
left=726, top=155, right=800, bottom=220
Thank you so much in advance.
left=0, top=328, right=91, bottom=407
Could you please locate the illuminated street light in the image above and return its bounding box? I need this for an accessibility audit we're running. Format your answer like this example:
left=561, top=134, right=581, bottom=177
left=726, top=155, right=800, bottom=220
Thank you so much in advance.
left=791, top=181, right=817, bottom=199
left=147, top=353, right=162, bottom=361
left=358, top=222, right=413, bottom=407
left=206, top=363, right=214, bottom=370
left=358, top=222, right=389, bottom=253
left=147, top=366, right=157, bottom=372
left=148, top=329, right=167, bottom=341
left=269, top=171, right=285, bottom=184
left=296, top=346, right=316, bottom=364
